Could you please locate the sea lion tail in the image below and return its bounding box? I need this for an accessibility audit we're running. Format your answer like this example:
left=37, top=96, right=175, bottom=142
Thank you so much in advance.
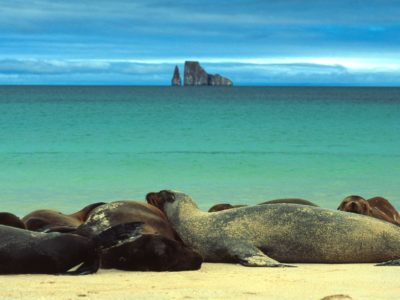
left=91, top=221, right=145, bottom=250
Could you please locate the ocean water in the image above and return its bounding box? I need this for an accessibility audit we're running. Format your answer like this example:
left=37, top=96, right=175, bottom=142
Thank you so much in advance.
left=0, top=86, right=399, bottom=216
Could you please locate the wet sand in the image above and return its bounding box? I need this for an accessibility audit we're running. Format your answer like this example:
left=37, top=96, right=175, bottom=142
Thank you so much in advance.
left=0, top=263, right=398, bottom=300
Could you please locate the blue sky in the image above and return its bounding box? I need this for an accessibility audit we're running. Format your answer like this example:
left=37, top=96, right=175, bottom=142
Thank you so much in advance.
left=0, top=0, right=400, bottom=85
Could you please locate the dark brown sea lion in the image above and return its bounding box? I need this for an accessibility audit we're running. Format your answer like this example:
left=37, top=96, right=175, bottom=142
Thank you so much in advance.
left=0, top=212, right=25, bottom=229
left=338, top=195, right=400, bottom=226
left=261, top=198, right=318, bottom=206
left=22, top=202, right=106, bottom=232
left=208, top=203, right=246, bottom=212
left=148, top=190, right=400, bottom=267
left=208, top=198, right=318, bottom=212
left=0, top=224, right=99, bottom=274
left=77, top=201, right=202, bottom=271
left=367, top=196, right=400, bottom=225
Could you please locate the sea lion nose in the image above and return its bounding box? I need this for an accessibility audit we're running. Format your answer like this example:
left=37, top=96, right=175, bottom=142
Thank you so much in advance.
left=350, top=202, right=359, bottom=212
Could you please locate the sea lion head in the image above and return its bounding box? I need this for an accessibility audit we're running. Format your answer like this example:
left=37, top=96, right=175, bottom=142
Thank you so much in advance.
left=101, top=234, right=202, bottom=271
left=337, top=195, right=372, bottom=216
left=146, top=190, right=196, bottom=213
left=146, top=190, right=175, bottom=209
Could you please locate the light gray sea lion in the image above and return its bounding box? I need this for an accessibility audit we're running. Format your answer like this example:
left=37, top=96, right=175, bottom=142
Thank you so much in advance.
left=208, top=198, right=318, bottom=212
left=147, top=190, right=400, bottom=267
left=77, top=201, right=202, bottom=271
left=0, top=224, right=99, bottom=274
left=22, top=202, right=106, bottom=232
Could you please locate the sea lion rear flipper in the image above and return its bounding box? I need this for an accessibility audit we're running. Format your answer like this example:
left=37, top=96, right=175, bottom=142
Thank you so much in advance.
left=375, top=259, right=400, bottom=266
left=227, top=242, right=295, bottom=268
left=92, top=221, right=145, bottom=250
left=62, top=256, right=100, bottom=276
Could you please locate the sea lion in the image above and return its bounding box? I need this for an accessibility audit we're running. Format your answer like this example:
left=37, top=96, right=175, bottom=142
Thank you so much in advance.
left=147, top=190, right=400, bottom=267
left=261, top=198, right=318, bottom=206
left=208, top=198, right=318, bottom=212
left=77, top=201, right=202, bottom=271
left=208, top=203, right=245, bottom=212
left=0, top=224, right=98, bottom=274
left=22, top=202, right=106, bottom=232
left=367, top=196, right=400, bottom=225
left=338, top=195, right=400, bottom=226
left=0, top=212, right=25, bottom=229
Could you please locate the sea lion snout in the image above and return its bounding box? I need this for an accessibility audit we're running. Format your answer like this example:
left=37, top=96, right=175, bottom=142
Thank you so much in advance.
left=146, top=190, right=175, bottom=211
left=348, top=201, right=363, bottom=213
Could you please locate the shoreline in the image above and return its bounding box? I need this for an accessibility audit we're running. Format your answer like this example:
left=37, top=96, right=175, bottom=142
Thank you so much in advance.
left=0, top=263, right=397, bottom=299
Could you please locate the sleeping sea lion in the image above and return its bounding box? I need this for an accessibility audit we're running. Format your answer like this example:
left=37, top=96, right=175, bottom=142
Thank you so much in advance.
left=147, top=190, right=400, bottom=267
left=367, top=196, right=400, bottom=225
left=0, top=212, right=25, bottom=229
left=338, top=195, right=400, bottom=226
left=0, top=224, right=98, bottom=274
left=208, top=203, right=245, bottom=212
left=77, top=201, right=202, bottom=271
left=261, top=198, right=318, bottom=206
left=208, top=198, right=318, bottom=212
left=22, top=202, right=106, bottom=232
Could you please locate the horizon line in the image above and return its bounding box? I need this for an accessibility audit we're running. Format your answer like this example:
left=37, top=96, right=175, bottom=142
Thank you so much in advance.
left=0, top=84, right=399, bottom=88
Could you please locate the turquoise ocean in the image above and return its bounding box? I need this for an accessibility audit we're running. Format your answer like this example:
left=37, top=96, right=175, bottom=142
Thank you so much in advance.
left=0, top=86, right=399, bottom=216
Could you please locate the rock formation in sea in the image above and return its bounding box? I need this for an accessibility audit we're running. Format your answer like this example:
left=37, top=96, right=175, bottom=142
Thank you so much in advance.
left=184, top=61, right=208, bottom=86
left=171, top=65, right=182, bottom=86
left=208, top=74, right=233, bottom=86
left=183, top=61, right=233, bottom=86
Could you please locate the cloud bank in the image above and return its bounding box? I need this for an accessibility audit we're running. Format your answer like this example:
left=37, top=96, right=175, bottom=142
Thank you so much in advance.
left=0, top=1, right=399, bottom=85
left=1, top=59, right=399, bottom=85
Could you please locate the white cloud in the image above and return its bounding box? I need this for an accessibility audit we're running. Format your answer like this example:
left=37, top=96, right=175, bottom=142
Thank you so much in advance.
left=0, top=58, right=399, bottom=85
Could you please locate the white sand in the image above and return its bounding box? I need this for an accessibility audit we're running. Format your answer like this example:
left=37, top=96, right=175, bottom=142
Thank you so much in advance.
left=0, top=263, right=398, bottom=300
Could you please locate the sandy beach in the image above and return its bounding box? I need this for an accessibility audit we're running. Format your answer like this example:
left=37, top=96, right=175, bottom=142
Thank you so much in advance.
left=0, top=263, right=397, bottom=300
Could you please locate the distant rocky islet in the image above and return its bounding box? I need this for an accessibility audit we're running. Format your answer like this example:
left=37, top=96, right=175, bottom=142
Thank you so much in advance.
left=171, top=61, right=233, bottom=86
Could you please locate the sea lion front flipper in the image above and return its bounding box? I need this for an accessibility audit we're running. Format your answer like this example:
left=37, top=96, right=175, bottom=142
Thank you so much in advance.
left=227, top=241, right=295, bottom=268
left=375, top=259, right=400, bottom=266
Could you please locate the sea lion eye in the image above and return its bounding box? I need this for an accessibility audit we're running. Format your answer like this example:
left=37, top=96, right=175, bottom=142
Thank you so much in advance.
left=160, top=190, right=175, bottom=203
